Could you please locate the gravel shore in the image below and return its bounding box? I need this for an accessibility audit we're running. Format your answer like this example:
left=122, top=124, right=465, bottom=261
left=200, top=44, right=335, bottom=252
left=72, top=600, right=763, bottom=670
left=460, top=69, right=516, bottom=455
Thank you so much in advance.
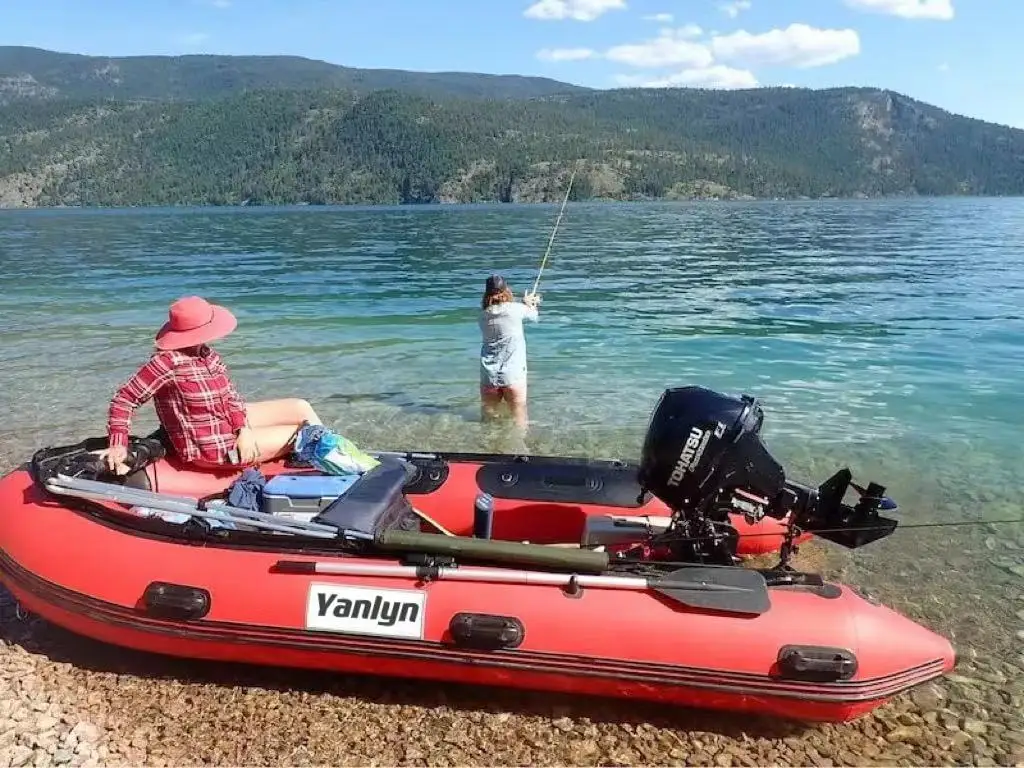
left=3, top=523, right=1023, bottom=768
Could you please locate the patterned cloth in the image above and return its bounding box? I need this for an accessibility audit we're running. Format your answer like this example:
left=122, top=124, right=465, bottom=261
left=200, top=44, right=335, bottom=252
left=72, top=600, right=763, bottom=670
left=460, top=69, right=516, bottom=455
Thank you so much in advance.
left=293, top=424, right=380, bottom=475
left=107, top=345, right=247, bottom=465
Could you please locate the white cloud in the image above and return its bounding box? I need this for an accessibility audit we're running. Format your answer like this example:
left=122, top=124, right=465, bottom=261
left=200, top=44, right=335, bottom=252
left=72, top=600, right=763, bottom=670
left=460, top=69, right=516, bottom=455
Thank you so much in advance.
left=524, top=0, right=626, bottom=21
left=844, top=0, right=953, bottom=20
left=547, top=19, right=856, bottom=89
left=720, top=1, right=751, bottom=18
left=615, top=64, right=758, bottom=89
left=937, top=62, right=950, bottom=72
left=642, top=12, right=674, bottom=23
left=711, top=23, right=860, bottom=68
left=536, top=47, right=597, bottom=61
left=605, top=27, right=712, bottom=68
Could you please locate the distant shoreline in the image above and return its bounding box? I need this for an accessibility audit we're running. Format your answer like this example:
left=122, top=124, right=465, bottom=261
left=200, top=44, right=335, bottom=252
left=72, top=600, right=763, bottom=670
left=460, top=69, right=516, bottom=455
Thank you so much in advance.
left=4, top=193, right=1024, bottom=214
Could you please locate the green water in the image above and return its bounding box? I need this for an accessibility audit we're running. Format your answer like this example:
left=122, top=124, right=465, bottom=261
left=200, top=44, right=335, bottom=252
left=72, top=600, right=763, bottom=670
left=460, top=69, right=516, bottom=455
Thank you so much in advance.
left=0, top=200, right=1022, bottom=660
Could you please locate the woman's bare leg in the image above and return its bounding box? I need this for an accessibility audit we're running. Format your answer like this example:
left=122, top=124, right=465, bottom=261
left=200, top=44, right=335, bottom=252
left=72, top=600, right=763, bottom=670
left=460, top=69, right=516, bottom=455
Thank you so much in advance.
left=480, top=385, right=504, bottom=423
left=245, top=398, right=322, bottom=428
left=504, top=382, right=529, bottom=431
left=247, top=424, right=307, bottom=463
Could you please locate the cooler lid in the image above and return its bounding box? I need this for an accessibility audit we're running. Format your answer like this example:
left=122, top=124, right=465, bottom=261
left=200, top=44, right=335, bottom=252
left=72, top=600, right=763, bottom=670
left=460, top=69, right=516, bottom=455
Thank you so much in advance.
left=263, top=474, right=360, bottom=498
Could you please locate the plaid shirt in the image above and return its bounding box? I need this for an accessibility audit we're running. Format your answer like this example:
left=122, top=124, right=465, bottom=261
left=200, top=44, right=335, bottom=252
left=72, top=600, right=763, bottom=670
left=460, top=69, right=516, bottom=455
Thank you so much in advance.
left=107, top=346, right=247, bottom=465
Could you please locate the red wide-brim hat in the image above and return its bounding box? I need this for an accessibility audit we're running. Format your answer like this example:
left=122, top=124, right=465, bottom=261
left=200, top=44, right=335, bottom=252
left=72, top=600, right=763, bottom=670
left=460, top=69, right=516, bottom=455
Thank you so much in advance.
left=154, top=295, right=238, bottom=351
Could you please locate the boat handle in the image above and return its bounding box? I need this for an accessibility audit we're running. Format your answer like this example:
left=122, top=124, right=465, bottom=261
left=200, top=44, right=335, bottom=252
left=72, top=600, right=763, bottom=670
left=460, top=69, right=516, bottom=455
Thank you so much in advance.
left=542, top=474, right=601, bottom=493
left=775, top=645, right=858, bottom=682
left=140, top=582, right=211, bottom=621
left=448, top=612, right=524, bottom=650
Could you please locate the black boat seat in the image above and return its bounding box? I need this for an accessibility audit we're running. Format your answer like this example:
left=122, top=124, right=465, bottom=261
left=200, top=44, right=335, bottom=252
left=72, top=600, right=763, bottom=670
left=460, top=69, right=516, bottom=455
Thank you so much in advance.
left=312, top=458, right=417, bottom=539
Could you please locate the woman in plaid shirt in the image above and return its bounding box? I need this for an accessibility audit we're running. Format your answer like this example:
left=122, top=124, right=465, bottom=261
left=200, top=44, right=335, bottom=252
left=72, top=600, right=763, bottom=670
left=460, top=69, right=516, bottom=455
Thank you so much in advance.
left=104, top=296, right=322, bottom=474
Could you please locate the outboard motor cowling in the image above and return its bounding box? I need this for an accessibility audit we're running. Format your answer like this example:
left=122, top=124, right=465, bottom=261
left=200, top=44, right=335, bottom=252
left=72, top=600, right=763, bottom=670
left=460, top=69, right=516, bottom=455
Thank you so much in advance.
left=638, top=386, right=787, bottom=521
left=635, top=384, right=901, bottom=568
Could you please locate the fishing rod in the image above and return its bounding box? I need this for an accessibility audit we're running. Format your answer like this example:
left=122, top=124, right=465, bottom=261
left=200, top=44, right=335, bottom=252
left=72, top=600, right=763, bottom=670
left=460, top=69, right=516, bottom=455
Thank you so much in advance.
left=530, top=159, right=581, bottom=298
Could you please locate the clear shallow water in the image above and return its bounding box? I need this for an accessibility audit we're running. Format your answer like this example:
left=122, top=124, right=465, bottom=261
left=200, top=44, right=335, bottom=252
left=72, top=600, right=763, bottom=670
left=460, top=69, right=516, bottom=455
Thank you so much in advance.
left=0, top=199, right=1022, bottom=536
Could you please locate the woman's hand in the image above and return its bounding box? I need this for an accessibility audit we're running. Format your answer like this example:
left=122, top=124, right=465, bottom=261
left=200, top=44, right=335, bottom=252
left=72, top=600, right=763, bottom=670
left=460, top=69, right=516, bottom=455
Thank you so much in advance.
left=524, top=292, right=542, bottom=308
left=104, top=445, right=130, bottom=475
left=235, top=426, right=260, bottom=465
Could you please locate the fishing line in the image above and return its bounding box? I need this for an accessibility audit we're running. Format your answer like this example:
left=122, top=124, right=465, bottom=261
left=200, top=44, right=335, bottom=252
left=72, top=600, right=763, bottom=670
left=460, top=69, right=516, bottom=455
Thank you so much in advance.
left=656, top=516, right=1024, bottom=546
left=530, top=159, right=580, bottom=297
left=810, top=517, right=1024, bottom=534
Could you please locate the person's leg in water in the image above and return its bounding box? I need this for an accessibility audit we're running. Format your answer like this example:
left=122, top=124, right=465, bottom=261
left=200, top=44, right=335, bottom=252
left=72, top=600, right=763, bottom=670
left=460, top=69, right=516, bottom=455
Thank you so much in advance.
left=480, top=385, right=505, bottom=423
left=503, top=381, right=528, bottom=431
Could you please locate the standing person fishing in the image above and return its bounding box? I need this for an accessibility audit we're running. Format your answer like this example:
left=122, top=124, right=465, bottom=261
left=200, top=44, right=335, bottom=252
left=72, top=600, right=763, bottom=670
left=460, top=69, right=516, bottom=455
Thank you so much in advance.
left=478, top=275, right=542, bottom=428
left=477, top=161, right=578, bottom=429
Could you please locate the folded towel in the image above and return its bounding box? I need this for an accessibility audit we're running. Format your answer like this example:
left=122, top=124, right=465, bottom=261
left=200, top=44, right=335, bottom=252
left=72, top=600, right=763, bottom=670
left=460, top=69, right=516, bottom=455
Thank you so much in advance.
left=226, top=467, right=267, bottom=511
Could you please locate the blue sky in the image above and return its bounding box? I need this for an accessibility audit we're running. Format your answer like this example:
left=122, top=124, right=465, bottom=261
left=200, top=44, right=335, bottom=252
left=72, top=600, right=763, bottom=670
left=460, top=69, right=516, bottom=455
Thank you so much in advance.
left=3, top=0, right=1022, bottom=129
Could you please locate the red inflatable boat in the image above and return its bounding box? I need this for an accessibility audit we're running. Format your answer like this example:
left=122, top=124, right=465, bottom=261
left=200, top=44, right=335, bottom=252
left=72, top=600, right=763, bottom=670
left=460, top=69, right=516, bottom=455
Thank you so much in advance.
left=107, top=447, right=809, bottom=557
left=0, top=386, right=955, bottom=722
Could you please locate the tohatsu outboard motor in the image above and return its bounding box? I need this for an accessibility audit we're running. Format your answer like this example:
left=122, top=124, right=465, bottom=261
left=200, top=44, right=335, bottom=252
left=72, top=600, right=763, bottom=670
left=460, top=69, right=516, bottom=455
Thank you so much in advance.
left=636, top=385, right=900, bottom=567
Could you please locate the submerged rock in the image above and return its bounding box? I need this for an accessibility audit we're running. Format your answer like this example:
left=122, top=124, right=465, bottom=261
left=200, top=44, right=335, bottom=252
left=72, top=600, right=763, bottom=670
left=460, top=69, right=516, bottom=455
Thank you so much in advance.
left=886, top=725, right=925, bottom=744
left=962, top=719, right=989, bottom=736
left=5, top=745, right=34, bottom=768
left=911, top=683, right=948, bottom=711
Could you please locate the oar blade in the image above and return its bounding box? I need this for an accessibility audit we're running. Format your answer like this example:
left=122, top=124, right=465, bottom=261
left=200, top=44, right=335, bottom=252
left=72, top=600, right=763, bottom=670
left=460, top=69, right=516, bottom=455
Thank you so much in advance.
left=651, top=566, right=771, bottom=615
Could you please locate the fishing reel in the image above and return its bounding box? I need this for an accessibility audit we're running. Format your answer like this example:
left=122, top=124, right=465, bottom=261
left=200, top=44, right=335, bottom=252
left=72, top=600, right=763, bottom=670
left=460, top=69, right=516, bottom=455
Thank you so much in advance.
left=636, top=385, right=900, bottom=567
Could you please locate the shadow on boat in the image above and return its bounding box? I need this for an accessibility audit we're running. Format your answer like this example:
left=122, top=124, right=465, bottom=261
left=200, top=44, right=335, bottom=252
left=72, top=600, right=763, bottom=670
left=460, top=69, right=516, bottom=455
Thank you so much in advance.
left=0, top=598, right=814, bottom=739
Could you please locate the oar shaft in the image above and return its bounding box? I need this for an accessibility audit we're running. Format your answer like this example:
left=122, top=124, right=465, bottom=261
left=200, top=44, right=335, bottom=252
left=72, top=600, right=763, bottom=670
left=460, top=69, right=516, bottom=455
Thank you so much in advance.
left=273, top=560, right=768, bottom=613
left=46, top=477, right=338, bottom=538
left=50, top=474, right=338, bottom=531
left=55, top=479, right=338, bottom=533
left=278, top=560, right=650, bottom=590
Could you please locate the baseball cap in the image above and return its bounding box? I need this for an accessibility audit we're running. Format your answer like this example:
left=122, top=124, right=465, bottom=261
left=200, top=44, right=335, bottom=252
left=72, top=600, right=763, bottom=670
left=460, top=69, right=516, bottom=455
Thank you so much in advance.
left=485, top=274, right=508, bottom=294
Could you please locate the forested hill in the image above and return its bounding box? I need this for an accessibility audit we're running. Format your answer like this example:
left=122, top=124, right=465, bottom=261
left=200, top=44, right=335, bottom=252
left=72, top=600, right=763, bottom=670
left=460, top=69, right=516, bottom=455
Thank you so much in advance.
left=0, top=46, right=586, bottom=101
left=2, top=47, right=1023, bottom=208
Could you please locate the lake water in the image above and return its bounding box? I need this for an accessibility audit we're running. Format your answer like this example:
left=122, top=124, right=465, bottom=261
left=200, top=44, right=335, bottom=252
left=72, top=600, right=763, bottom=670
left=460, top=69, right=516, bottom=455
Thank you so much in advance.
left=1, top=200, right=1023, bottom=660
left=2, top=199, right=1021, bottom=472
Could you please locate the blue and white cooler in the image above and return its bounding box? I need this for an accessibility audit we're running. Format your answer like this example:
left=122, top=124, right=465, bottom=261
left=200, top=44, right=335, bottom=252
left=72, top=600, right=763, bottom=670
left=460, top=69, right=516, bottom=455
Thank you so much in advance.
left=260, top=474, right=362, bottom=523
